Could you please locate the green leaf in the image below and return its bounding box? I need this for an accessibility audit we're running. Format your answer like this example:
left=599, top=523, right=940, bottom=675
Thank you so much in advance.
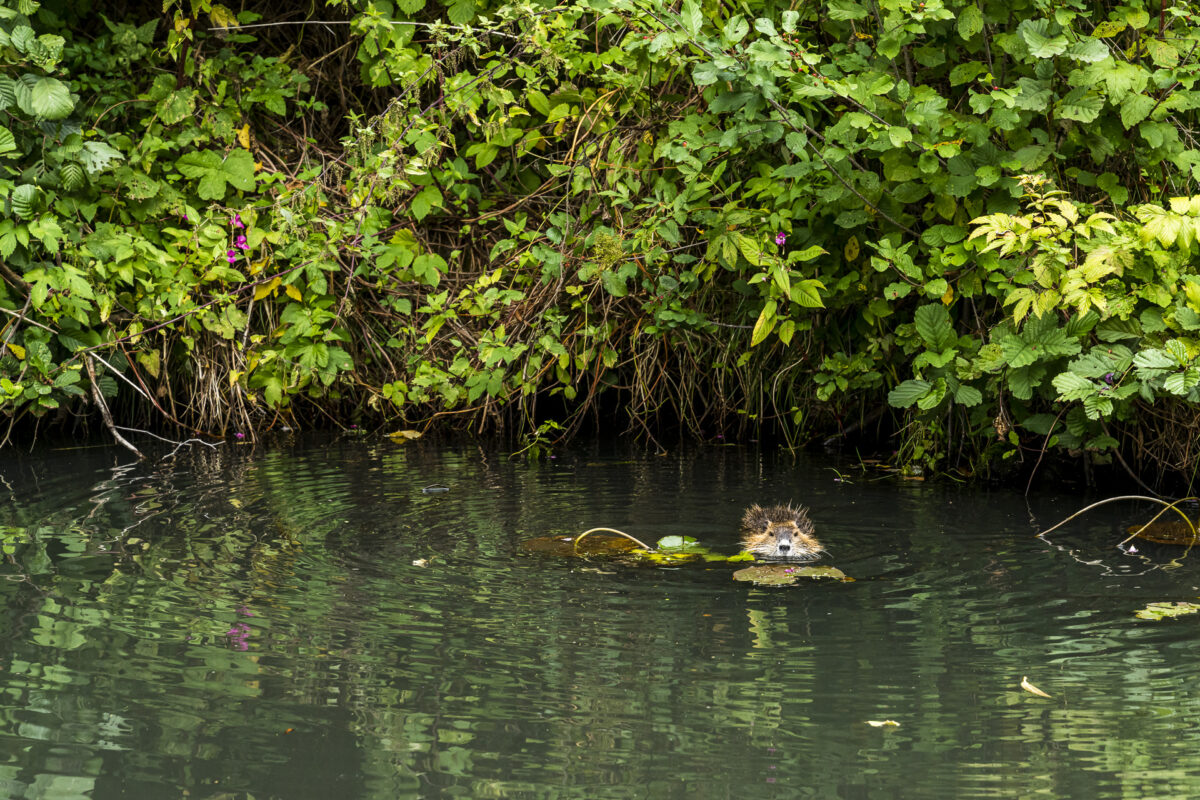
left=28, top=76, right=73, bottom=119
left=750, top=299, right=777, bottom=346
left=1022, top=25, right=1068, bottom=58
left=1120, top=94, right=1155, bottom=129
left=888, top=379, right=931, bottom=408
left=176, top=149, right=257, bottom=200
left=11, top=184, right=38, bottom=218
left=785, top=131, right=808, bottom=155
left=1058, top=88, right=1104, bottom=123
left=60, top=162, right=85, bottom=192
left=410, top=184, right=442, bottom=221
left=957, top=4, right=982, bottom=39
left=600, top=269, right=628, bottom=297
left=1002, top=315, right=1083, bottom=367
left=753, top=18, right=778, bottom=36
left=888, top=126, right=913, bottom=147
left=526, top=90, right=550, bottom=116
left=790, top=279, right=825, bottom=308
left=1052, top=371, right=1095, bottom=400
left=1133, top=348, right=1174, bottom=377
left=914, top=304, right=956, bottom=352
left=723, top=15, right=749, bottom=43
left=916, top=379, right=947, bottom=410
left=789, top=244, right=826, bottom=262
left=447, top=0, right=475, bottom=24
left=955, top=384, right=983, bottom=406
left=1163, top=368, right=1200, bottom=395
left=80, top=141, right=123, bottom=174
left=1143, top=37, right=1179, bottom=67
left=1065, top=38, right=1110, bottom=63
left=1007, top=364, right=1046, bottom=400
left=680, top=0, right=703, bottom=36
left=827, top=0, right=868, bottom=21
left=157, top=89, right=196, bottom=125
left=0, top=126, right=15, bottom=155
left=735, top=233, right=763, bottom=266
left=1093, top=20, right=1127, bottom=37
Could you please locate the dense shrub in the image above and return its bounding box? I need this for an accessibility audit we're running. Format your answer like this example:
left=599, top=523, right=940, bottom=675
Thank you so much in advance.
left=6, top=0, right=1200, bottom=484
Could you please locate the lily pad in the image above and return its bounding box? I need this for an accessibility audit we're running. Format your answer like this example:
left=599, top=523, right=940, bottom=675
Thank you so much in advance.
left=1135, top=601, right=1200, bottom=620
left=1125, top=520, right=1200, bottom=545
left=656, top=535, right=708, bottom=553
left=732, top=564, right=850, bottom=585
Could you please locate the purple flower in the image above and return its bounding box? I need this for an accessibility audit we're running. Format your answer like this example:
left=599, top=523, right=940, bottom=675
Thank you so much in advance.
left=235, top=234, right=248, bottom=250
left=235, top=432, right=245, bottom=440
left=1103, top=372, right=1116, bottom=385
left=232, top=213, right=244, bottom=229
left=226, top=249, right=237, bottom=264
left=225, top=622, right=251, bottom=651
left=775, top=232, right=787, bottom=246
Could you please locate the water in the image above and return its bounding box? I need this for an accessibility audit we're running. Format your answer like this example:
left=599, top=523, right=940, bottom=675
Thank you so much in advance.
left=0, top=435, right=1197, bottom=799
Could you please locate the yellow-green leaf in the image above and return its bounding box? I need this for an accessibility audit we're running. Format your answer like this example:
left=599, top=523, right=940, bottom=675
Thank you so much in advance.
left=751, top=299, right=777, bottom=347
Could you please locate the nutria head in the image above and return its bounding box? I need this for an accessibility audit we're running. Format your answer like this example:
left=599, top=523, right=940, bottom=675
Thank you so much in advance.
left=740, top=503, right=823, bottom=561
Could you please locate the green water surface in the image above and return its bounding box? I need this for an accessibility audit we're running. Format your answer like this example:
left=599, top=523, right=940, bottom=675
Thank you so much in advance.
left=0, top=435, right=1195, bottom=799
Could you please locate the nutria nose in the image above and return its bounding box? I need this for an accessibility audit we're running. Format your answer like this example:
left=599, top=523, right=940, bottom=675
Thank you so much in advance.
left=777, top=541, right=791, bottom=553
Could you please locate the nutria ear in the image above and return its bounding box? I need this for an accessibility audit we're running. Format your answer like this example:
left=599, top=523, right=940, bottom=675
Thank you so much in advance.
left=741, top=504, right=767, bottom=531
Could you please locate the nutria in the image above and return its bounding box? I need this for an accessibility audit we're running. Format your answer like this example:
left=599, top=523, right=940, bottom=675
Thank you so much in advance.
left=741, top=504, right=823, bottom=561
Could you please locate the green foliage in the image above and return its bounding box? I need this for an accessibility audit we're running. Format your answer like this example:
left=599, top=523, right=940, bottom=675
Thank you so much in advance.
left=7, top=0, right=1200, bottom=479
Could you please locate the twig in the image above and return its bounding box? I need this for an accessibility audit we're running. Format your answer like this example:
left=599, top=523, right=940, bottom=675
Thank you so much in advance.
left=574, top=527, right=653, bottom=551
left=1024, top=407, right=1065, bottom=496
left=1037, top=495, right=1196, bottom=544
left=85, top=356, right=143, bottom=460
left=112, top=426, right=219, bottom=459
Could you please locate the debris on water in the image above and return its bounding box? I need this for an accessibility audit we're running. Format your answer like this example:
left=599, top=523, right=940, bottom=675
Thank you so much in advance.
left=1134, top=601, right=1200, bottom=620
left=422, top=485, right=450, bottom=494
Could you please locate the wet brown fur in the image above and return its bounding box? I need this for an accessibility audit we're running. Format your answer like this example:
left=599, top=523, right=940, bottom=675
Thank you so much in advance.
left=740, top=504, right=823, bottom=561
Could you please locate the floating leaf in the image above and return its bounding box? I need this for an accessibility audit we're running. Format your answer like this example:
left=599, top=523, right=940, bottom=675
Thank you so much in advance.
left=1135, top=601, right=1200, bottom=620
left=1020, top=676, right=1052, bottom=698
left=388, top=429, right=423, bottom=441
left=656, top=535, right=706, bottom=552
left=1126, top=520, right=1200, bottom=545
left=732, top=564, right=849, bottom=585
left=866, top=719, right=901, bottom=727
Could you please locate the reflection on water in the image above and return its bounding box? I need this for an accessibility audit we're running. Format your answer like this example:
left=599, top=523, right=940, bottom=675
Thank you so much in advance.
left=0, top=436, right=1197, bottom=798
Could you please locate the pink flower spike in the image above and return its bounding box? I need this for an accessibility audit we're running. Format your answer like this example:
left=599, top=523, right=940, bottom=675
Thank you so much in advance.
left=236, top=234, right=248, bottom=250
left=775, top=232, right=787, bottom=246
left=235, top=432, right=245, bottom=440
left=226, top=250, right=237, bottom=264
left=232, top=213, right=244, bottom=229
